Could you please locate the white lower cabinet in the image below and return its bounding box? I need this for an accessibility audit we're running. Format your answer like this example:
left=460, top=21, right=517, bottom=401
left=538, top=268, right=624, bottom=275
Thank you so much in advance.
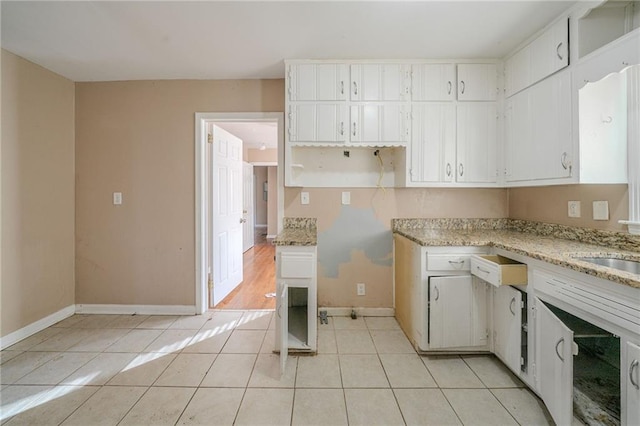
left=626, top=341, right=640, bottom=426
left=275, top=245, right=317, bottom=375
left=429, top=275, right=487, bottom=349
left=534, top=297, right=576, bottom=426
left=493, top=285, right=522, bottom=374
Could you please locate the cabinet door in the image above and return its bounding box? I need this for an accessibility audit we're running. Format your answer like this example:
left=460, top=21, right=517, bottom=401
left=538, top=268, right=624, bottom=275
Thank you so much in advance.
left=504, top=90, right=533, bottom=182
left=529, top=70, right=572, bottom=180
left=351, top=64, right=410, bottom=101
left=505, top=47, right=531, bottom=98
left=493, top=286, right=522, bottom=373
left=429, top=275, right=487, bottom=349
left=530, top=18, right=569, bottom=86
left=288, top=104, right=347, bottom=143
left=626, top=341, right=640, bottom=426
left=278, top=282, right=288, bottom=376
left=351, top=104, right=409, bottom=144
left=410, top=103, right=455, bottom=182
left=535, top=298, right=574, bottom=426
left=457, top=64, right=497, bottom=101
left=412, top=64, right=456, bottom=101
left=288, top=63, right=348, bottom=101
left=456, top=103, right=497, bottom=183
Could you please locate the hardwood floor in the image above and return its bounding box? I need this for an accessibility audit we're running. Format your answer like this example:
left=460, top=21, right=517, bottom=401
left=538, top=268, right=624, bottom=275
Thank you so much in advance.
left=214, top=232, right=276, bottom=310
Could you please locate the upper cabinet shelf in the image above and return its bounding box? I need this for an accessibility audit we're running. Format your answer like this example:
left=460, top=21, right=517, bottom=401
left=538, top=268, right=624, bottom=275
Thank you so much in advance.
left=578, top=0, right=640, bottom=59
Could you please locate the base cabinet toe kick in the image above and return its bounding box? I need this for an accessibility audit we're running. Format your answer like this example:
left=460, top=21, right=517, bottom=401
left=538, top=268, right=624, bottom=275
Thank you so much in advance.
left=393, top=235, right=640, bottom=425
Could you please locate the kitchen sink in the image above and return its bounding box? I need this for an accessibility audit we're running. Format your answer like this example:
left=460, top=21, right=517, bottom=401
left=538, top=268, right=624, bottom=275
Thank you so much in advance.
left=577, top=257, right=640, bottom=274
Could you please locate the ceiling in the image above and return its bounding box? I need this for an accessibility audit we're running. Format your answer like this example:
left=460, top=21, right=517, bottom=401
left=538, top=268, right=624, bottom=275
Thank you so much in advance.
left=1, top=1, right=576, bottom=82
left=215, top=121, right=278, bottom=149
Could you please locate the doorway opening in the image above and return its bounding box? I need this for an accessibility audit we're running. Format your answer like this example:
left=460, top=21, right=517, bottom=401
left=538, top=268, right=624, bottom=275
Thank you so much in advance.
left=194, top=113, right=284, bottom=314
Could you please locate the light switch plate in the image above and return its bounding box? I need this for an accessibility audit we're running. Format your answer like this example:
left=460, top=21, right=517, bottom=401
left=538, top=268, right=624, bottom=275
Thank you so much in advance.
left=300, top=192, right=310, bottom=205
left=593, top=201, right=609, bottom=220
left=568, top=201, right=581, bottom=218
left=342, top=191, right=351, bottom=205
left=113, top=192, right=122, bottom=205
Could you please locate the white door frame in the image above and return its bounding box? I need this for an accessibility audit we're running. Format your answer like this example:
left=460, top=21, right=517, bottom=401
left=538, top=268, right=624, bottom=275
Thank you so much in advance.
left=195, top=112, right=284, bottom=314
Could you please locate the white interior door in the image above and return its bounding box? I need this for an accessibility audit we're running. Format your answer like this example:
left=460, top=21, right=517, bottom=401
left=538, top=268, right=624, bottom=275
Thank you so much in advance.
left=242, top=162, right=254, bottom=252
left=210, top=124, right=243, bottom=306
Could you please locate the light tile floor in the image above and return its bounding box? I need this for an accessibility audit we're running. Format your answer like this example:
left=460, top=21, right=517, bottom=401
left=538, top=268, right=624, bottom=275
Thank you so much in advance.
left=0, top=311, right=557, bottom=425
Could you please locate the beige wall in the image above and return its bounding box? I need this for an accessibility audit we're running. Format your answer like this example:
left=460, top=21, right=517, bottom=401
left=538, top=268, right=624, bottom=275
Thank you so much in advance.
left=254, top=166, right=268, bottom=226
left=75, top=79, right=284, bottom=305
left=284, top=187, right=508, bottom=307
left=267, top=166, right=278, bottom=236
left=1, top=50, right=76, bottom=336
left=508, top=184, right=628, bottom=231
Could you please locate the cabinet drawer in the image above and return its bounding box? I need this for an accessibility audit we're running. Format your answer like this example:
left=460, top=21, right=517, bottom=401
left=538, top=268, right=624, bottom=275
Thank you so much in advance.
left=470, top=255, right=527, bottom=287
left=426, top=254, right=474, bottom=271
left=280, top=252, right=315, bottom=278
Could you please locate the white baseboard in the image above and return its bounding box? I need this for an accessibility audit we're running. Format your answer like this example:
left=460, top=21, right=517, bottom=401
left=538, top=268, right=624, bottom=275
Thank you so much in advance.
left=75, top=304, right=197, bottom=316
left=255, top=224, right=267, bottom=228
left=0, top=305, right=75, bottom=350
left=318, top=307, right=395, bottom=317
left=266, top=234, right=277, bottom=239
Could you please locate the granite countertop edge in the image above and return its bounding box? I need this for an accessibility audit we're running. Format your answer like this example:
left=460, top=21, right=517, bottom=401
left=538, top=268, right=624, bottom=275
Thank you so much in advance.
left=393, top=228, right=640, bottom=289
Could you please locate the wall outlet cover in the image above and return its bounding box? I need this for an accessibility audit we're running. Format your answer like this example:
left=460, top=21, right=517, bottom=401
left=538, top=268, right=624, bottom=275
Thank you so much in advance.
left=301, top=192, right=310, bottom=205
left=593, top=201, right=609, bottom=221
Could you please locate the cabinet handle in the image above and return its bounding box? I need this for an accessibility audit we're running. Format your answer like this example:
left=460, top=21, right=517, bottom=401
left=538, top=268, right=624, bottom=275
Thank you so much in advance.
left=447, top=81, right=452, bottom=95
left=340, top=81, right=344, bottom=95
left=433, top=286, right=439, bottom=301
left=631, top=359, right=640, bottom=390
left=476, top=266, right=491, bottom=275
left=352, top=122, right=357, bottom=137
left=340, top=122, right=344, bottom=136
left=353, top=81, right=358, bottom=96
left=459, top=163, right=464, bottom=177
left=555, top=338, right=565, bottom=362
left=446, top=163, right=452, bottom=177
left=448, top=260, right=465, bottom=265
left=560, top=152, right=569, bottom=170
left=460, top=80, right=465, bottom=95
left=556, top=42, right=563, bottom=60
left=509, top=297, right=516, bottom=316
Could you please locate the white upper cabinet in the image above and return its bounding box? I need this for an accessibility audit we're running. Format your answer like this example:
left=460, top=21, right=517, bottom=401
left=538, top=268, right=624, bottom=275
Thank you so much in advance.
left=457, top=64, right=498, bottom=101
left=350, top=64, right=411, bottom=101
left=410, top=103, right=456, bottom=183
left=412, top=64, right=456, bottom=101
left=288, top=104, right=347, bottom=144
left=288, top=63, right=348, bottom=101
left=456, top=103, right=498, bottom=183
left=505, top=18, right=569, bottom=97
left=505, top=70, right=572, bottom=183
left=350, top=104, right=409, bottom=144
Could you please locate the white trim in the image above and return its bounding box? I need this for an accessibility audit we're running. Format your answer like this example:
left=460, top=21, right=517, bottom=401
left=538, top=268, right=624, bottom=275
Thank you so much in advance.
left=0, top=305, right=75, bottom=350
left=75, top=304, right=196, bottom=315
left=255, top=224, right=267, bottom=228
left=195, top=112, right=284, bottom=314
left=318, top=307, right=395, bottom=317
left=266, top=234, right=277, bottom=239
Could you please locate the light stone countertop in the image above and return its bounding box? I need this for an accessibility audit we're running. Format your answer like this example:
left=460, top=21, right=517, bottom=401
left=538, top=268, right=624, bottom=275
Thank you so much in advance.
left=394, top=227, right=640, bottom=289
left=273, top=217, right=317, bottom=246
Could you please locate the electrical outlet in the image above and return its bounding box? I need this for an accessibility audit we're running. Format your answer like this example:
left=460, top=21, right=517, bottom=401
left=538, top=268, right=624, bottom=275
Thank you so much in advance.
left=342, top=191, right=351, bottom=205
left=356, top=283, right=366, bottom=296
left=568, top=201, right=581, bottom=218
left=301, top=192, right=310, bottom=205
left=113, top=192, right=123, bottom=205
